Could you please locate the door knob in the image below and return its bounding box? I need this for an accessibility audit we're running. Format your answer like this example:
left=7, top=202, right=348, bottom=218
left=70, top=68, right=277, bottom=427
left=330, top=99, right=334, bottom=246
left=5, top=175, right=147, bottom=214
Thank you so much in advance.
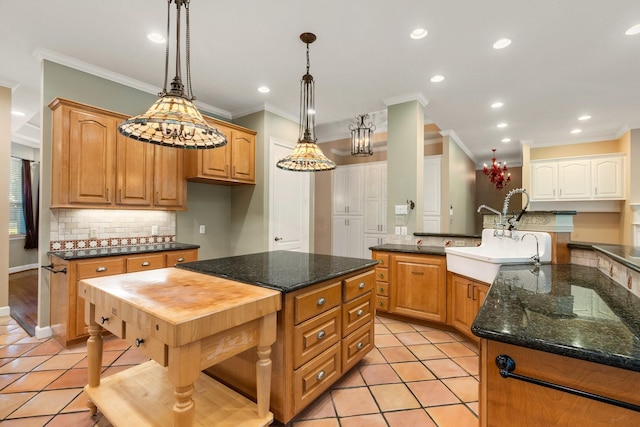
left=274, top=237, right=283, bottom=241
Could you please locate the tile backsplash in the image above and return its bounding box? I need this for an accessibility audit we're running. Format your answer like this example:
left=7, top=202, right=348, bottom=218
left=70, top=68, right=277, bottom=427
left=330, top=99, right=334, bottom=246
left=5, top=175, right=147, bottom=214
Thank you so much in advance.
left=50, top=209, right=176, bottom=251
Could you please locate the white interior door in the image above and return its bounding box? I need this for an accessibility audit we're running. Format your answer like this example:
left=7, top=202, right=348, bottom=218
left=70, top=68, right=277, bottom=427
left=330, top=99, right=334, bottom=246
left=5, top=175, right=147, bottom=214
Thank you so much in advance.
left=269, top=137, right=310, bottom=252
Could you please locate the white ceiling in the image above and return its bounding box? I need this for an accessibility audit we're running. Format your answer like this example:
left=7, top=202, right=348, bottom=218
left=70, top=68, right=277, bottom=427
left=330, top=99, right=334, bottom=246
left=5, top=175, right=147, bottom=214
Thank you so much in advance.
left=3, top=0, right=640, bottom=167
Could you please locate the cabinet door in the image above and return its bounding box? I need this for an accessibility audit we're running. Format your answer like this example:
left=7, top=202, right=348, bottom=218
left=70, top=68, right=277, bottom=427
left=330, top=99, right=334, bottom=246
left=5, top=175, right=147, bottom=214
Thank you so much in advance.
left=333, top=168, right=348, bottom=214
left=364, top=165, right=382, bottom=233
left=558, top=159, right=590, bottom=199
left=231, top=129, right=256, bottom=183
left=153, top=145, right=186, bottom=208
left=346, top=167, right=364, bottom=215
left=67, top=108, right=117, bottom=205
left=530, top=162, right=558, bottom=200
left=332, top=216, right=364, bottom=258
left=592, top=156, right=624, bottom=199
left=198, top=125, right=232, bottom=180
left=392, top=254, right=446, bottom=323
left=423, top=156, right=442, bottom=217
left=116, top=134, right=154, bottom=206
left=449, top=274, right=474, bottom=332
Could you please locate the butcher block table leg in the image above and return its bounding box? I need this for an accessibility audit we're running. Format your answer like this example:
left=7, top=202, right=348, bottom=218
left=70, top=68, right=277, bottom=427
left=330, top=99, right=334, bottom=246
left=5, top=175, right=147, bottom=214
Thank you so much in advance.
left=256, top=312, right=277, bottom=418
left=86, top=306, right=103, bottom=416
left=167, top=342, right=201, bottom=427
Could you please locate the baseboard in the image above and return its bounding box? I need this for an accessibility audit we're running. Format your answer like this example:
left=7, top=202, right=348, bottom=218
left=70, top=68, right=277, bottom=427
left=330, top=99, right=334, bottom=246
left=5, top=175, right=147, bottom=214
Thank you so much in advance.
left=9, top=263, right=39, bottom=274
left=0, top=306, right=10, bottom=317
left=35, top=325, right=53, bottom=339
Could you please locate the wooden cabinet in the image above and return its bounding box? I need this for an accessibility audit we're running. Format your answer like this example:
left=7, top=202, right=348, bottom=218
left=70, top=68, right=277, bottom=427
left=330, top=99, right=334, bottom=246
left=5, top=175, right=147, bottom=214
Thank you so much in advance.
left=185, top=118, right=256, bottom=185
left=530, top=154, right=625, bottom=202
left=448, top=272, right=489, bottom=341
left=372, top=251, right=390, bottom=312
left=204, top=267, right=375, bottom=425
left=49, top=248, right=198, bottom=346
left=49, top=97, right=187, bottom=210
left=480, top=340, right=640, bottom=427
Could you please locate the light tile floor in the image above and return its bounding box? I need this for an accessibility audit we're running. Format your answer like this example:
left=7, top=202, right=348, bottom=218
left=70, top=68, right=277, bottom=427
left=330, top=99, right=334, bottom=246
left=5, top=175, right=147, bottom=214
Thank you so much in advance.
left=0, top=315, right=479, bottom=426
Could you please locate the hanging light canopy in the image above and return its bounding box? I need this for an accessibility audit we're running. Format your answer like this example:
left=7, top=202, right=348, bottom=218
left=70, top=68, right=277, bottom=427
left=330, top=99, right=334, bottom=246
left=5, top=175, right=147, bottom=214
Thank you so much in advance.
left=276, top=33, right=336, bottom=172
left=350, top=114, right=375, bottom=156
left=483, top=148, right=511, bottom=190
left=118, top=0, right=226, bottom=149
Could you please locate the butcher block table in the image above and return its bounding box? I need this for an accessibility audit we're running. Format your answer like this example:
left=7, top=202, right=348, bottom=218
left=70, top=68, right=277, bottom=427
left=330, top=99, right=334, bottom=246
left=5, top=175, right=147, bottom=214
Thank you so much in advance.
left=78, top=267, right=282, bottom=427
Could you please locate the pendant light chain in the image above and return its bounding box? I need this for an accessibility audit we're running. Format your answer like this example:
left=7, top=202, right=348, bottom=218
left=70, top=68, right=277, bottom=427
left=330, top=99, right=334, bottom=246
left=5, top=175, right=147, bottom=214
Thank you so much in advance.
left=185, top=0, right=194, bottom=100
left=161, top=0, right=171, bottom=96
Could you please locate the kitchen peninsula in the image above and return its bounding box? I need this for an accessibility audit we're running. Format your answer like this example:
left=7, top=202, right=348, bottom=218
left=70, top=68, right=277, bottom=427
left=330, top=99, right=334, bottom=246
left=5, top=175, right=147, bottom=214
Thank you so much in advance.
left=176, top=251, right=378, bottom=425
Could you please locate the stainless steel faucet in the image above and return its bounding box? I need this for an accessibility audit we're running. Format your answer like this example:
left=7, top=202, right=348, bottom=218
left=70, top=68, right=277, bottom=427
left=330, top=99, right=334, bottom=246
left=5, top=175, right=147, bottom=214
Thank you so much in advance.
left=503, top=188, right=530, bottom=231
left=521, top=233, right=540, bottom=265
left=477, top=204, right=504, bottom=232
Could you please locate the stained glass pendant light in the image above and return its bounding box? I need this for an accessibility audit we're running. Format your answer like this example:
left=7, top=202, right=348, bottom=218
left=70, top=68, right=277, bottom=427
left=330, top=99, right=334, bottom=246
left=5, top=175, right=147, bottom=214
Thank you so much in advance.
left=350, top=114, right=375, bottom=156
left=276, top=33, right=336, bottom=171
left=118, top=0, right=226, bottom=149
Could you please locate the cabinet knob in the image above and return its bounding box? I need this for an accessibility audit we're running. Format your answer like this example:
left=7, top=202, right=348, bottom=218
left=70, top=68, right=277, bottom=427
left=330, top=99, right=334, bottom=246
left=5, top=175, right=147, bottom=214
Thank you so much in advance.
left=317, top=297, right=326, bottom=306
left=317, top=330, right=326, bottom=340
left=135, top=338, right=145, bottom=347
left=141, top=261, right=151, bottom=266
left=176, top=257, right=185, bottom=262
left=379, top=273, right=384, bottom=279
left=379, top=287, right=384, bottom=293
left=358, top=282, right=365, bottom=289
left=316, top=370, right=326, bottom=381
left=379, top=301, right=384, bottom=307
left=356, top=341, right=364, bottom=350
left=357, top=309, right=364, bottom=317
left=100, top=316, right=109, bottom=325
left=96, top=267, right=107, bottom=272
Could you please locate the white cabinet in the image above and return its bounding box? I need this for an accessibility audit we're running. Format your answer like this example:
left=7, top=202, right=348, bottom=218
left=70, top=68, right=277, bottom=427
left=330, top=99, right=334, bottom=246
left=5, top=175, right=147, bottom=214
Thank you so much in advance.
left=333, top=165, right=364, bottom=215
left=364, top=162, right=387, bottom=234
left=332, top=216, right=364, bottom=258
left=423, top=156, right=442, bottom=232
left=530, top=154, right=624, bottom=202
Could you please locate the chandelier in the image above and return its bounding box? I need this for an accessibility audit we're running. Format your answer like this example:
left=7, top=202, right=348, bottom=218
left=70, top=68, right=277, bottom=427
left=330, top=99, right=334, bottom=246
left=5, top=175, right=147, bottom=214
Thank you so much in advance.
left=118, top=0, right=227, bottom=149
left=276, top=33, right=336, bottom=171
left=483, top=149, right=511, bottom=190
left=350, top=114, right=375, bottom=156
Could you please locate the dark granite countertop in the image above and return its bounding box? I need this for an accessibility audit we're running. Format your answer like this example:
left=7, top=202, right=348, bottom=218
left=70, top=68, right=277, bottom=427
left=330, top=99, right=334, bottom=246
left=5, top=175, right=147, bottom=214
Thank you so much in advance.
left=472, top=264, right=640, bottom=372
left=568, top=241, right=640, bottom=273
left=48, top=242, right=200, bottom=260
left=413, top=232, right=481, bottom=238
left=175, top=251, right=378, bottom=293
left=369, top=244, right=446, bottom=256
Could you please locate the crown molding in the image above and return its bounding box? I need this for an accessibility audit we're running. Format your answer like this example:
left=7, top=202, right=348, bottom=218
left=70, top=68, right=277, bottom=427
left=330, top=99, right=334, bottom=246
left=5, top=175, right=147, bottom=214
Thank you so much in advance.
left=383, top=93, right=429, bottom=108
left=33, top=47, right=232, bottom=119
left=12, top=133, right=40, bottom=148
left=0, top=79, right=19, bottom=89
left=439, top=129, right=476, bottom=163
left=232, top=102, right=297, bottom=123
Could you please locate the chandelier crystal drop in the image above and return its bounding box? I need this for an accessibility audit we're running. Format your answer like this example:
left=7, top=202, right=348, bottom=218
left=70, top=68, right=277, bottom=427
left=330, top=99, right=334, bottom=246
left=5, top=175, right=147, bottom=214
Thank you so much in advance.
left=483, top=149, right=511, bottom=190
left=118, top=0, right=226, bottom=149
left=276, top=33, right=336, bottom=171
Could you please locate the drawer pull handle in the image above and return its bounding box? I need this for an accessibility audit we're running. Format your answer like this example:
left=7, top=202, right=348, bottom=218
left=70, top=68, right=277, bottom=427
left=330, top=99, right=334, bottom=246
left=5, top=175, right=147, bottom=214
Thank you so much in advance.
left=356, top=341, right=364, bottom=350
left=357, top=309, right=364, bottom=317
left=135, top=338, right=145, bottom=347
left=141, top=261, right=151, bottom=266
left=176, top=257, right=185, bottom=262
left=379, top=287, right=384, bottom=292
left=317, top=330, right=326, bottom=340
left=411, top=271, right=424, bottom=275
left=379, top=260, right=384, bottom=265
left=317, top=297, right=326, bottom=306
left=96, top=267, right=107, bottom=272
left=100, top=316, right=109, bottom=325
left=379, top=301, right=384, bottom=306
left=379, top=273, right=384, bottom=278
left=316, top=370, right=326, bottom=381
left=358, top=282, right=365, bottom=289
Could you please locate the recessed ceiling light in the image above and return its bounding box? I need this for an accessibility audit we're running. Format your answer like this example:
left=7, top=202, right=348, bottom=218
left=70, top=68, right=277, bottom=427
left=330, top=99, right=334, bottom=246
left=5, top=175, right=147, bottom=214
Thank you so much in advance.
left=430, top=75, right=445, bottom=83
left=493, top=38, right=512, bottom=49
left=410, top=28, right=428, bottom=40
left=491, top=102, right=504, bottom=109
left=501, top=138, right=511, bottom=143
left=257, top=86, right=270, bottom=93
left=625, top=24, right=640, bottom=35
left=571, top=128, right=582, bottom=134
left=578, top=115, right=591, bottom=121
left=11, top=110, right=26, bottom=117
left=147, top=33, right=166, bottom=44
left=496, top=122, right=508, bottom=128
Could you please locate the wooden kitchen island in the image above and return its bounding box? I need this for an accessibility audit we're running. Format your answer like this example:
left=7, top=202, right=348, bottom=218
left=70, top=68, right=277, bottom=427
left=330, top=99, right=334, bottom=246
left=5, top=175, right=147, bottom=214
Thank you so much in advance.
left=79, top=267, right=282, bottom=427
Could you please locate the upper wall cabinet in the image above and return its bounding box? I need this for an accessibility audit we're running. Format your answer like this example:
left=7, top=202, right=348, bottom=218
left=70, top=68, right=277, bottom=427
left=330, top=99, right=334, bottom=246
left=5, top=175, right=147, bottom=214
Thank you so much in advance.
left=530, top=154, right=625, bottom=202
left=333, top=165, right=364, bottom=215
left=49, top=98, right=186, bottom=210
left=184, top=117, right=256, bottom=185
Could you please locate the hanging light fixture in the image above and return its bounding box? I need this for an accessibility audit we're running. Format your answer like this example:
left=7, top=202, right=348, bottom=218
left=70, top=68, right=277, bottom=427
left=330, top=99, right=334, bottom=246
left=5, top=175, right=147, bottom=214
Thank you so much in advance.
left=350, top=114, right=375, bottom=156
left=483, top=148, right=511, bottom=190
left=118, top=0, right=226, bottom=149
left=276, top=33, right=336, bottom=171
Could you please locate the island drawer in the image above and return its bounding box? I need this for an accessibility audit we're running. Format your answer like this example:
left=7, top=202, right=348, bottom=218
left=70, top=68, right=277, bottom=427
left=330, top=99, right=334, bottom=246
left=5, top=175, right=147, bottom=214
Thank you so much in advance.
left=375, top=268, right=388, bottom=283
left=342, top=322, right=374, bottom=372
left=166, top=249, right=198, bottom=266
left=126, top=254, right=166, bottom=273
left=77, top=258, right=125, bottom=279
left=376, top=295, right=389, bottom=311
left=294, top=282, right=342, bottom=324
left=293, top=306, right=341, bottom=369
left=373, top=252, right=389, bottom=268
left=294, top=343, right=341, bottom=414
left=376, top=282, right=389, bottom=297
left=93, top=307, right=124, bottom=338
left=342, top=292, right=373, bottom=337
left=343, top=270, right=374, bottom=301
left=124, top=322, right=168, bottom=366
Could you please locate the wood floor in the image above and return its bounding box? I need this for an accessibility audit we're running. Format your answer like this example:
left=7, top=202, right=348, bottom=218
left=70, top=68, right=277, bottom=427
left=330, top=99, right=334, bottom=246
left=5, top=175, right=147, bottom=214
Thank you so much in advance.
left=8, top=269, right=38, bottom=336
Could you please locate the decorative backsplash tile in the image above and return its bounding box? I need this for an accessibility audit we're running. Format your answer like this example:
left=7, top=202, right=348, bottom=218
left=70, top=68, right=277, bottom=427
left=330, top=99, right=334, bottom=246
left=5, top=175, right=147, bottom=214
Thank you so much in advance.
left=49, top=209, right=176, bottom=251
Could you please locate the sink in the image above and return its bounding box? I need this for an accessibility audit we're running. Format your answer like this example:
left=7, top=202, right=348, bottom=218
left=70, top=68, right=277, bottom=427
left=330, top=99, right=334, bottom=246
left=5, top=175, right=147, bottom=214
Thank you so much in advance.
left=445, top=229, right=552, bottom=284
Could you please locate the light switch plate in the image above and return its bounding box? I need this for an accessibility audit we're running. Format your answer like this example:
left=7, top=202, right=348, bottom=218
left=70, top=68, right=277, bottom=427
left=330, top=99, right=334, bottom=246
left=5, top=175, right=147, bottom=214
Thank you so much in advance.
left=199, top=225, right=206, bottom=234
left=395, top=204, right=408, bottom=215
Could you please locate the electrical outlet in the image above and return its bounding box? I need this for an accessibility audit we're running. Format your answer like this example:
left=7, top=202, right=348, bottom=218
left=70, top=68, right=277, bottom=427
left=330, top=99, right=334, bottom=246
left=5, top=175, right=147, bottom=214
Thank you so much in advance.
left=401, top=226, right=407, bottom=235
left=151, top=225, right=159, bottom=236
left=395, top=226, right=401, bottom=235
left=199, top=225, right=206, bottom=234
left=90, top=228, right=98, bottom=239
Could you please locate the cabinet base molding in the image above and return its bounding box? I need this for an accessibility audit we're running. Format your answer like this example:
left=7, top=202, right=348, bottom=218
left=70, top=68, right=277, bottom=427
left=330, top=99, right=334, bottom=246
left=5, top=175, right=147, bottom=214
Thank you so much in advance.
left=85, top=360, right=273, bottom=427
left=375, top=312, right=458, bottom=333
